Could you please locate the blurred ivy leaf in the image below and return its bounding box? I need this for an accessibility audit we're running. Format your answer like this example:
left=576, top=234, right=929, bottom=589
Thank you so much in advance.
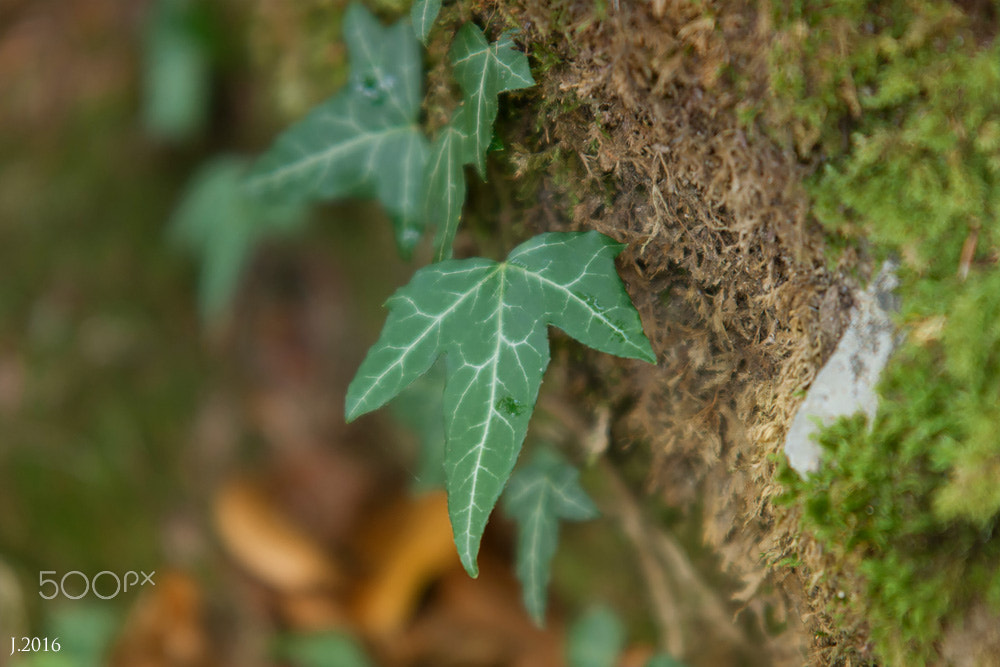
left=346, top=231, right=655, bottom=576
left=390, top=358, right=447, bottom=491
left=18, top=604, right=118, bottom=667
left=142, top=0, right=212, bottom=141
left=170, top=156, right=306, bottom=321
left=645, top=655, right=688, bottom=667
left=502, top=448, right=598, bottom=625
left=276, top=632, right=373, bottom=667
left=568, top=606, right=625, bottom=667
left=245, top=3, right=428, bottom=256
left=423, top=106, right=470, bottom=261
left=567, top=605, right=688, bottom=667
left=411, top=0, right=441, bottom=44
left=450, top=24, right=534, bottom=179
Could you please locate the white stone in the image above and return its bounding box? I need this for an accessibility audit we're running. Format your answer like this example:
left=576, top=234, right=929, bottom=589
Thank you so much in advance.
left=784, top=261, right=900, bottom=476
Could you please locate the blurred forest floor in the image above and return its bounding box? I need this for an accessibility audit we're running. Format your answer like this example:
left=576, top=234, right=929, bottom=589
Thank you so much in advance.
left=0, top=2, right=694, bottom=665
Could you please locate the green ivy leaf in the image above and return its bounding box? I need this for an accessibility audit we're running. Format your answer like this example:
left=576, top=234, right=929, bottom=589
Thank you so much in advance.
left=450, top=24, right=534, bottom=179
left=645, top=656, right=688, bottom=667
left=170, top=156, right=305, bottom=320
left=276, top=632, right=373, bottom=667
left=142, top=0, right=211, bottom=141
left=424, top=106, right=470, bottom=261
left=345, top=231, right=655, bottom=575
left=422, top=29, right=534, bottom=260
left=568, top=606, right=625, bottom=667
left=244, top=3, right=428, bottom=255
left=411, top=0, right=441, bottom=45
left=502, top=449, right=599, bottom=625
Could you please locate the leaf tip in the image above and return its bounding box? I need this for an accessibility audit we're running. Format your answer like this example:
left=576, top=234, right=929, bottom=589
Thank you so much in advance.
left=344, top=394, right=364, bottom=423
left=455, top=528, right=482, bottom=578
left=460, top=556, right=480, bottom=579
left=528, top=607, right=546, bottom=628
left=639, top=341, right=657, bottom=364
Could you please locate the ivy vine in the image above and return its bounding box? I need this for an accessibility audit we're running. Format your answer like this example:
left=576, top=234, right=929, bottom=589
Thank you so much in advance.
left=173, top=1, right=657, bottom=625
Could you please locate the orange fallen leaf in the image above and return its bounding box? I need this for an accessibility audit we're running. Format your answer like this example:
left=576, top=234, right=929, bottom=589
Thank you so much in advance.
left=618, top=645, right=658, bottom=667
left=280, top=589, right=352, bottom=631
left=392, top=551, right=565, bottom=667
left=352, top=490, right=460, bottom=638
left=110, top=570, right=215, bottom=667
left=213, top=476, right=340, bottom=593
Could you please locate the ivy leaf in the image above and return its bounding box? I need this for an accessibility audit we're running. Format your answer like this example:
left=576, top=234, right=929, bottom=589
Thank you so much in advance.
left=645, top=656, right=688, bottom=667
left=566, top=605, right=688, bottom=667
left=450, top=24, right=534, bottom=179
left=345, top=231, right=655, bottom=576
left=31, top=604, right=118, bottom=667
left=411, top=0, right=441, bottom=45
left=276, top=632, right=373, bottom=667
left=422, top=26, right=534, bottom=260
left=502, top=449, right=599, bottom=625
left=424, top=106, right=470, bottom=261
left=244, top=3, right=428, bottom=255
left=142, top=0, right=212, bottom=141
left=567, top=606, right=625, bottom=667
left=170, top=156, right=306, bottom=320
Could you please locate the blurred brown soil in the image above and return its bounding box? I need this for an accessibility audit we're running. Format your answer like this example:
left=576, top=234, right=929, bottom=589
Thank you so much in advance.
left=0, top=0, right=141, bottom=143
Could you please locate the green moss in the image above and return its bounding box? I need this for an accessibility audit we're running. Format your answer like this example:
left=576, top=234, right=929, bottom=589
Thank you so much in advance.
left=770, top=1, right=1000, bottom=662
left=932, top=269, right=1000, bottom=523
left=770, top=0, right=1000, bottom=275
left=780, top=332, right=1000, bottom=662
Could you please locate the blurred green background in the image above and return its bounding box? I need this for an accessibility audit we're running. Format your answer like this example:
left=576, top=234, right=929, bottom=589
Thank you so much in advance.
left=0, top=0, right=206, bottom=609
left=0, top=1, right=378, bottom=661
